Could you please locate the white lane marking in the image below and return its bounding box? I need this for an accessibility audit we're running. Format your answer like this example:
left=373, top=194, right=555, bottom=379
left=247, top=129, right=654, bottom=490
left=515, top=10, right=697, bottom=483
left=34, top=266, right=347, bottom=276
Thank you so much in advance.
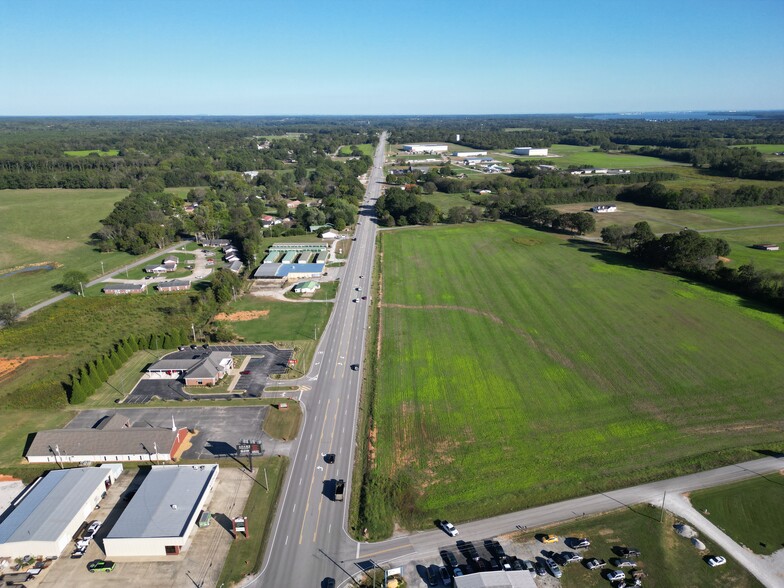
left=299, top=477, right=303, bottom=485
left=292, top=504, right=297, bottom=513
left=285, top=535, right=289, bottom=546
left=356, top=542, right=361, bottom=558
left=316, top=466, right=323, bottom=471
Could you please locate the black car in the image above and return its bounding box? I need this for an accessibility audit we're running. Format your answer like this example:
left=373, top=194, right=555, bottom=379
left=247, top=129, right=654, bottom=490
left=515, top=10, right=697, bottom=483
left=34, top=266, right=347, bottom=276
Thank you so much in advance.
left=324, top=454, right=335, bottom=464
left=534, top=561, right=546, bottom=576
left=511, top=558, right=524, bottom=571
left=441, top=550, right=458, bottom=568
left=427, top=567, right=439, bottom=586
left=323, top=579, right=335, bottom=588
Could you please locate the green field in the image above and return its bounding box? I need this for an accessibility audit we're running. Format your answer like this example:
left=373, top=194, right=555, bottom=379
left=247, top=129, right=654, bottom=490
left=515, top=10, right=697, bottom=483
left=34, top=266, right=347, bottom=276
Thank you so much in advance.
left=63, top=149, right=120, bottom=157
left=521, top=505, right=762, bottom=588
left=339, top=144, right=374, bottom=156
left=420, top=191, right=475, bottom=213
left=548, top=144, right=681, bottom=169
left=0, top=189, right=135, bottom=308
left=117, top=253, right=197, bottom=280
left=732, top=144, right=784, bottom=154
left=690, top=475, right=784, bottom=555
left=365, top=222, right=784, bottom=537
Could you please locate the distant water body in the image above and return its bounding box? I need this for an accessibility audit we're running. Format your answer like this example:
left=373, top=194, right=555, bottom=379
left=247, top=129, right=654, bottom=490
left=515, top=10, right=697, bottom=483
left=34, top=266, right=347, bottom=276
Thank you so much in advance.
left=577, top=111, right=756, bottom=121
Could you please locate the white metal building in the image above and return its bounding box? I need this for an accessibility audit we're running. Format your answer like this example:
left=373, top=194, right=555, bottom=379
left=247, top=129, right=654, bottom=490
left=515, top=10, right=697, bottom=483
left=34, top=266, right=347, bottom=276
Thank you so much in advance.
left=401, top=144, right=448, bottom=153
left=513, top=147, right=549, bottom=156
left=453, top=151, right=488, bottom=157
left=104, top=464, right=219, bottom=558
left=455, top=570, right=537, bottom=588
left=0, top=465, right=122, bottom=558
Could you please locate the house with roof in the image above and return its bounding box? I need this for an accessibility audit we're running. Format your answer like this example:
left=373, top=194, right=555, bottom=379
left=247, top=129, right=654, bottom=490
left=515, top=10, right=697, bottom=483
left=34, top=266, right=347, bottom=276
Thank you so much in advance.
left=752, top=243, right=780, bottom=251
left=156, top=279, right=191, bottom=292
left=591, top=204, right=618, bottom=213
left=200, top=238, right=231, bottom=248
left=103, top=283, right=147, bottom=295
left=228, top=260, right=243, bottom=273
left=287, top=199, right=303, bottom=209
left=144, top=263, right=169, bottom=274
left=293, top=280, right=320, bottom=294
left=147, top=351, right=233, bottom=386
left=262, top=215, right=283, bottom=228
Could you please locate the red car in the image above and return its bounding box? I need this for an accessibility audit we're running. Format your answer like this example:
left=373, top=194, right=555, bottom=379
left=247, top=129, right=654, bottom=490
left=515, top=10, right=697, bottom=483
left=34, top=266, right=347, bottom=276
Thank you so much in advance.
left=240, top=370, right=250, bottom=375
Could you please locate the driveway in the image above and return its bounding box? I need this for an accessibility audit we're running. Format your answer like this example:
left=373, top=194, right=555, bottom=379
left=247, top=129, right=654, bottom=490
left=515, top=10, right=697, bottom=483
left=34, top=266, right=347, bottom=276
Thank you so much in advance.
left=666, top=493, right=784, bottom=588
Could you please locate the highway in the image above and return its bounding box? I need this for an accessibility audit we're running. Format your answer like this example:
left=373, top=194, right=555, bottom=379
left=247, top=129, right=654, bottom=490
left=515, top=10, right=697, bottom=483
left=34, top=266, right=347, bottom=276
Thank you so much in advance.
left=250, top=133, right=388, bottom=587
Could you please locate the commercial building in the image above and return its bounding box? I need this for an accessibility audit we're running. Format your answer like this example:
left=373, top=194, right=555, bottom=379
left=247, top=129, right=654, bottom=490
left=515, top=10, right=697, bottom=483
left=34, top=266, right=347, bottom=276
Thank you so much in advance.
left=455, top=570, right=537, bottom=588
left=401, top=144, right=449, bottom=154
left=0, top=465, right=122, bottom=558
left=25, top=413, right=189, bottom=464
left=513, top=147, right=549, bottom=156
left=147, top=350, right=233, bottom=386
left=104, top=464, right=219, bottom=558
left=252, top=263, right=326, bottom=282
left=453, top=151, right=488, bottom=157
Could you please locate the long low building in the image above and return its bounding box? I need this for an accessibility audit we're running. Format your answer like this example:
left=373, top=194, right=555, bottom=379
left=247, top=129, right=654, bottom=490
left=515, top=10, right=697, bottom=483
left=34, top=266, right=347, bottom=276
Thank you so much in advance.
left=147, top=350, right=233, bottom=386
left=0, top=465, right=122, bottom=558
left=25, top=413, right=189, bottom=463
left=402, top=143, right=449, bottom=153
left=253, top=263, right=325, bottom=281
left=104, top=464, right=218, bottom=558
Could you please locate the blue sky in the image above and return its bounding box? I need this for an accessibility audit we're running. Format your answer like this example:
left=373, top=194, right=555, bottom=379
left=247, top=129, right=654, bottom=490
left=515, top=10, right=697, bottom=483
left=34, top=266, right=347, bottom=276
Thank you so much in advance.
left=1, top=0, right=782, bottom=115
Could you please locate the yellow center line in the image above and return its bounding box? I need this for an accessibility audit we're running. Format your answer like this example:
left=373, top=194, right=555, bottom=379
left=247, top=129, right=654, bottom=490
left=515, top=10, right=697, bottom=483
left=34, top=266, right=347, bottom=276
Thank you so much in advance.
left=313, top=396, right=340, bottom=542
left=299, top=398, right=330, bottom=545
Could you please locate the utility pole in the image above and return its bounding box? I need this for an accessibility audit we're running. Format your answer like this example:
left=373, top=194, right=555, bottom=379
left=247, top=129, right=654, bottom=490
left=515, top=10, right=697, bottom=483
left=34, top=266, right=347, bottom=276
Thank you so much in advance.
left=264, top=467, right=269, bottom=494
left=79, top=282, right=85, bottom=297
left=100, top=261, right=105, bottom=275
left=11, top=293, right=15, bottom=305
left=125, top=267, right=129, bottom=278
left=191, top=323, right=197, bottom=342
left=660, top=490, right=667, bottom=523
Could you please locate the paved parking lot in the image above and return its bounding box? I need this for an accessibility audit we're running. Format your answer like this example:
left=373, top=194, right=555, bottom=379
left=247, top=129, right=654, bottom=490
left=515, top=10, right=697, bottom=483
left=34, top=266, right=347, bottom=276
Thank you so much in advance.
left=65, top=406, right=269, bottom=460
left=124, top=344, right=292, bottom=404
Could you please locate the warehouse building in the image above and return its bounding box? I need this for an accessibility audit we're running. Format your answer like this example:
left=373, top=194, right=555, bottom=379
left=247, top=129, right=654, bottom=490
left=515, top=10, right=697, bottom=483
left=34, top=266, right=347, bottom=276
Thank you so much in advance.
left=453, top=150, right=488, bottom=157
left=25, top=413, right=189, bottom=463
left=401, top=144, right=449, bottom=153
left=0, top=465, right=122, bottom=558
left=513, top=147, right=549, bottom=156
left=104, top=464, right=219, bottom=558
left=252, top=263, right=325, bottom=282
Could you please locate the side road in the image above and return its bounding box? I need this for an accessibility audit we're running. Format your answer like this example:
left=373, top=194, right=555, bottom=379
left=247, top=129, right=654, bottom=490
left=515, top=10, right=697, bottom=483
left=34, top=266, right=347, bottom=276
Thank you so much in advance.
left=17, top=241, right=188, bottom=320
left=666, top=493, right=784, bottom=588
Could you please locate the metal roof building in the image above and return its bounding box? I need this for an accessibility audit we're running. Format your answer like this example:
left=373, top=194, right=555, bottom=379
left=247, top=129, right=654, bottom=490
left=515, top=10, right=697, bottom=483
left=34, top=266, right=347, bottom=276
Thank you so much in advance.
left=104, top=464, right=219, bottom=558
left=252, top=263, right=325, bottom=281
left=0, top=465, right=122, bottom=558
left=454, top=570, right=537, bottom=588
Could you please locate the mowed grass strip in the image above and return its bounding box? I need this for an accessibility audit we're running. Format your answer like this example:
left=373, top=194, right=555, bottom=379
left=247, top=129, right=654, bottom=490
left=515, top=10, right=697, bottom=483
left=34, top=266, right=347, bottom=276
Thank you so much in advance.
left=370, top=223, right=784, bottom=531
left=690, top=475, right=784, bottom=555
left=549, top=144, right=682, bottom=168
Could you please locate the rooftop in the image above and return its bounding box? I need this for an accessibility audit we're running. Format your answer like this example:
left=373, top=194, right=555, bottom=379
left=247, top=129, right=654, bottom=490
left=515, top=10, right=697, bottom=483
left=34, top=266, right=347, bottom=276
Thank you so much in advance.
left=0, top=466, right=120, bottom=544
left=107, top=464, right=218, bottom=539
left=26, top=427, right=183, bottom=459
left=253, top=263, right=325, bottom=279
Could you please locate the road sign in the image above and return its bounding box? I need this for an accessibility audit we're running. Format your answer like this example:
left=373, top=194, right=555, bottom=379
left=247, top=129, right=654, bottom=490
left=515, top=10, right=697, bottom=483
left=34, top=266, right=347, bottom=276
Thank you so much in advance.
left=237, top=439, right=264, bottom=456
left=288, top=359, right=298, bottom=365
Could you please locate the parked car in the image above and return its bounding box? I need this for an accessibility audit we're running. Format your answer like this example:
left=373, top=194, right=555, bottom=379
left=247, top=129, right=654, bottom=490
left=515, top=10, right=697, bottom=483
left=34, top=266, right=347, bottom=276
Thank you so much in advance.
left=84, top=521, right=102, bottom=540
left=427, top=567, right=438, bottom=586
left=452, top=567, right=463, bottom=577
left=87, top=560, right=116, bottom=573
left=574, top=537, right=591, bottom=549
left=707, top=555, right=727, bottom=567
left=611, top=558, right=636, bottom=568
left=562, top=551, right=583, bottom=563
left=439, top=566, right=451, bottom=585
left=441, top=550, right=458, bottom=568
left=534, top=561, right=546, bottom=576
left=440, top=520, right=458, bottom=537
left=545, top=558, right=562, bottom=578
left=542, top=534, right=559, bottom=543
left=323, top=579, right=335, bottom=588
left=585, top=558, right=607, bottom=570
left=604, top=569, right=625, bottom=582
left=511, top=558, right=524, bottom=571
left=619, top=547, right=641, bottom=557
left=489, top=558, right=500, bottom=571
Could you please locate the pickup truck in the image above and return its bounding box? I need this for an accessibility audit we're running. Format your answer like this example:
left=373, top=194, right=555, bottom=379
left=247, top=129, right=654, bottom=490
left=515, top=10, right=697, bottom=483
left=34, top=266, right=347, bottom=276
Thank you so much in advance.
left=335, top=479, right=345, bottom=501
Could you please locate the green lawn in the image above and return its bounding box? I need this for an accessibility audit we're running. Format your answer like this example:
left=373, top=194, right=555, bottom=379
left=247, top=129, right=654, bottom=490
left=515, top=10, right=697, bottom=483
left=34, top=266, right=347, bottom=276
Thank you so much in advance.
left=63, top=149, right=120, bottom=157
left=216, top=457, right=288, bottom=587
left=0, top=188, right=135, bottom=308
left=690, top=475, right=784, bottom=555
left=339, top=144, right=374, bottom=156
left=731, top=144, right=784, bottom=154
left=703, top=227, right=784, bottom=272
left=83, top=349, right=171, bottom=407
left=518, top=505, right=762, bottom=588
left=117, top=253, right=197, bottom=280
left=420, top=191, right=475, bottom=213
left=363, top=222, right=784, bottom=537
left=549, top=144, right=681, bottom=169
left=262, top=402, right=302, bottom=439
left=0, top=409, right=75, bottom=467
left=284, top=280, right=339, bottom=300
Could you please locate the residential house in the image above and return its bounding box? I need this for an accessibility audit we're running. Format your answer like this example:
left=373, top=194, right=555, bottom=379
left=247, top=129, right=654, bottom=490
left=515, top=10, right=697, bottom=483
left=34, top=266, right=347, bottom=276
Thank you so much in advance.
left=156, top=280, right=191, bottom=292
left=103, top=283, right=146, bottom=295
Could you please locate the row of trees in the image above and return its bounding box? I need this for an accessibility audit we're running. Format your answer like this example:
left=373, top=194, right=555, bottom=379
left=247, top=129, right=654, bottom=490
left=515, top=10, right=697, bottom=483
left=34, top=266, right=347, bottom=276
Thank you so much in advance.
left=374, top=189, right=439, bottom=226
left=68, top=329, right=192, bottom=404
left=617, top=181, right=784, bottom=210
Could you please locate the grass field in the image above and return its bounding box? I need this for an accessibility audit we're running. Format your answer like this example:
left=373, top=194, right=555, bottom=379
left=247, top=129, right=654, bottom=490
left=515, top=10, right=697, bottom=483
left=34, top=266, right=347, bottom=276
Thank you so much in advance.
left=0, top=188, right=135, bottom=308
left=365, top=222, right=784, bottom=537
left=690, top=474, right=784, bottom=555
left=339, top=144, right=374, bottom=156
left=420, top=191, right=475, bottom=213
left=0, top=409, right=75, bottom=466
left=216, top=457, right=287, bottom=587
left=517, top=505, right=762, bottom=588
left=63, top=149, right=120, bottom=157
left=117, top=253, right=197, bottom=280
left=551, top=203, right=784, bottom=272
left=732, top=144, right=784, bottom=154
left=262, top=402, right=302, bottom=439
left=548, top=144, right=681, bottom=169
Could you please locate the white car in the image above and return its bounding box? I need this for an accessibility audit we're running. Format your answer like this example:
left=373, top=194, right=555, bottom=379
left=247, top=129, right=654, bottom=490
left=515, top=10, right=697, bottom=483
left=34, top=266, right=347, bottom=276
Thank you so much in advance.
left=440, top=521, right=458, bottom=537
left=84, top=520, right=102, bottom=540
left=707, top=556, right=727, bottom=567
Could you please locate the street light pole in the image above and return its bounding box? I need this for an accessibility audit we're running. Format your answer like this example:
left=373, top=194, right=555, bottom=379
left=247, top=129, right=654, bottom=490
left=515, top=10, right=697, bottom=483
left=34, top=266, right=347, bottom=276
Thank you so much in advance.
left=100, top=261, right=104, bottom=275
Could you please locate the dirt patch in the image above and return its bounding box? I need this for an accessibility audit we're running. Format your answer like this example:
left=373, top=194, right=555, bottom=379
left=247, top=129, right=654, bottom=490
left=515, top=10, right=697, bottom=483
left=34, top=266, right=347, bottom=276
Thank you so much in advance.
left=214, top=310, right=270, bottom=322
left=367, top=422, right=377, bottom=468
left=0, top=355, right=63, bottom=381
left=0, top=474, right=21, bottom=482
left=718, top=256, right=732, bottom=263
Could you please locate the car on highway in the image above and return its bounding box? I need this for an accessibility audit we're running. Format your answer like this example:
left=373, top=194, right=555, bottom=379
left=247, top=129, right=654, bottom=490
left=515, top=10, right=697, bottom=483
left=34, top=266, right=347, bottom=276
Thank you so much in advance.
left=361, top=295, right=367, bottom=300
left=604, top=569, right=625, bottom=582
left=707, top=555, right=727, bottom=567
left=440, top=520, right=458, bottom=536
left=542, top=534, right=558, bottom=543
left=544, top=558, right=562, bottom=578
left=610, top=558, right=636, bottom=568
left=324, top=454, right=335, bottom=464
left=585, top=558, right=606, bottom=570
left=359, top=275, right=363, bottom=279
left=352, top=298, right=358, bottom=303
left=355, top=286, right=362, bottom=291
left=87, top=560, right=116, bottom=573
left=350, top=364, right=359, bottom=371
left=323, top=579, right=335, bottom=588
left=240, top=370, right=250, bottom=375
